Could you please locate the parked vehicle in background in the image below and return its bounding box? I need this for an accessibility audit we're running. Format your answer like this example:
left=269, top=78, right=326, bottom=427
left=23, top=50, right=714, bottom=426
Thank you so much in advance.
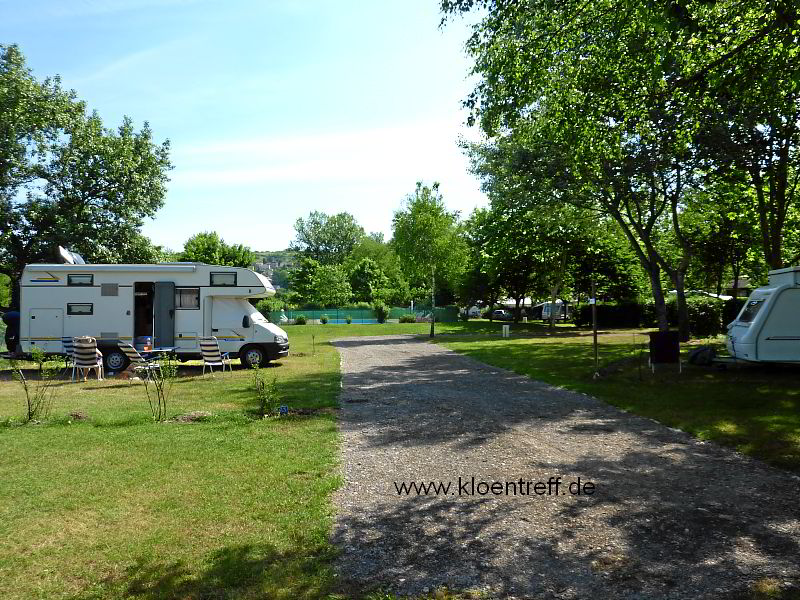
left=726, top=265, right=800, bottom=363
left=17, top=259, right=289, bottom=369
left=491, top=309, right=513, bottom=321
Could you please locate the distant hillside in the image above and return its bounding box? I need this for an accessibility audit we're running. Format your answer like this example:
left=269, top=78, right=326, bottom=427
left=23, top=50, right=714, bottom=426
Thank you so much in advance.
left=251, top=249, right=295, bottom=289
left=252, top=249, right=296, bottom=268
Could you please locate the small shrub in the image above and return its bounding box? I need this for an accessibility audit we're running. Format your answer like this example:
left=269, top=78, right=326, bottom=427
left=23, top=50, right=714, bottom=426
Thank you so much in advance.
left=252, top=365, right=279, bottom=418
left=143, top=354, right=177, bottom=422
left=320, top=314, right=329, bottom=324
left=10, top=346, right=58, bottom=422
left=373, top=302, right=390, bottom=323
left=459, top=311, right=470, bottom=322
left=399, top=314, right=416, bottom=323
left=346, top=315, right=352, bottom=324
left=294, top=314, right=307, bottom=325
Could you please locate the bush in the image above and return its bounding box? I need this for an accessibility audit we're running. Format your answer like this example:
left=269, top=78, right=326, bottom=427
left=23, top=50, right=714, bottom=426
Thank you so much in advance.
left=320, top=314, right=329, bottom=324
left=573, top=302, right=644, bottom=328
left=399, top=314, right=416, bottom=323
left=350, top=301, right=372, bottom=310
left=373, top=302, right=390, bottom=323
left=346, top=315, right=352, bottom=324
left=294, top=314, right=307, bottom=325
left=685, top=296, right=724, bottom=337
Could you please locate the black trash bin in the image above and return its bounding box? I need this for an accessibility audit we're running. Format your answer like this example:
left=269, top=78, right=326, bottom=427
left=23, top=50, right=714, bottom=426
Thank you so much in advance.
left=648, top=330, right=681, bottom=372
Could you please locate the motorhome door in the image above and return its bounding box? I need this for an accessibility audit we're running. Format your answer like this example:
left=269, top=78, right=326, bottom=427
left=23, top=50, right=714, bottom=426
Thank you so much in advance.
left=153, top=281, right=175, bottom=348
left=29, top=308, right=63, bottom=352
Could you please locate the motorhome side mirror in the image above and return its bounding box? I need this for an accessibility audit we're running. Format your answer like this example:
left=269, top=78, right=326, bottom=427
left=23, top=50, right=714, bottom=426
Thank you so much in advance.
left=242, top=315, right=251, bottom=328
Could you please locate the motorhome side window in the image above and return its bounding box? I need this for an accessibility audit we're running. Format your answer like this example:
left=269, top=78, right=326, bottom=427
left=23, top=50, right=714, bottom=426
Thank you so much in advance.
left=738, top=299, right=764, bottom=323
left=67, top=274, right=93, bottom=286
left=210, top=272, right=236, bottom=286
left=67, top=303, right=93, bottom=315
left=175, top=288, right=200, bottom=309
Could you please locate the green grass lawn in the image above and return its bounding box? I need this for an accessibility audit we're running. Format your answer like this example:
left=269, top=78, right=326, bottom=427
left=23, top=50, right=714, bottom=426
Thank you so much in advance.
left=439, top=330, right=800, bottom=473
left=0, top=328, right=346, bottom=600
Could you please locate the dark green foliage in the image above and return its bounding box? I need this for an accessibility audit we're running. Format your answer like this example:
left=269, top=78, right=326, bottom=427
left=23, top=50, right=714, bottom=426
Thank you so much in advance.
left=1, top=46, right=171, bottom=305
left=373, top=303, right=389, bottom=324
left=294, top=315, right=307, bottom=325
left=723, top=298, right=747, bottom=325
left=399, top=314, right=416, bottom=323
left=345, top=315, right=352, bottom=324
left=575, top=296, right=731, bottom=337
left=320, top=314, right=329, bottom=324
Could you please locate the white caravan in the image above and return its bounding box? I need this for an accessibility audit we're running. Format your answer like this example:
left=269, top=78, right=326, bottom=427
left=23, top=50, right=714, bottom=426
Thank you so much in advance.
left=726, top=266, right=800, bottom=363
left=19, top=262, right=289, bottom=370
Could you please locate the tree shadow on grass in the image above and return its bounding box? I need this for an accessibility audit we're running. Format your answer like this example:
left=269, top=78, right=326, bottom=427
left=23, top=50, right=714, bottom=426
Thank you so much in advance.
left=70, top=542, right=334, bottom=600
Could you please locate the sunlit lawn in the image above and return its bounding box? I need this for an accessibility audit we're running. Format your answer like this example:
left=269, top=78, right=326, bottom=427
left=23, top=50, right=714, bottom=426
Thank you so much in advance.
left=439, top=330, right=800, bottom=473
left=0, top=328, right=345, bottom=600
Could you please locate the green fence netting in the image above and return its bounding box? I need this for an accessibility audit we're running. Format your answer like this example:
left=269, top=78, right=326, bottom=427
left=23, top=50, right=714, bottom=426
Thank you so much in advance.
left=266, top=305, right=459, bottom=324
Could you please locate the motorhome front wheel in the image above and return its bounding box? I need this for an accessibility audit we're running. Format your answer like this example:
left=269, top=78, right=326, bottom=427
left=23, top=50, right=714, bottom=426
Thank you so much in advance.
left=240, top=345, right=266, bottom=368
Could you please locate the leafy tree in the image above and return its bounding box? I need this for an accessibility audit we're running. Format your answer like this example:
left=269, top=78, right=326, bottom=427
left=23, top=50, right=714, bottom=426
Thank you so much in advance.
left=392, top=182, right=465, bottom=336
left=442, top=0, right=800, bottom=336
left=287, top=257, right=320, bottom=305
left=310, top=264, right=352, bottom=307
left=348, top=258, right=389, bottom=303
left=291, top=211, right=365, bottom=265
left=1, top=45, right=171, bottom=307
left=180, top=232, right=255, bottom=267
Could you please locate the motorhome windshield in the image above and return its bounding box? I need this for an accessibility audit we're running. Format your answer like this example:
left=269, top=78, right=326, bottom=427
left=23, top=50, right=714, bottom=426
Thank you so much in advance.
left=738, top=299, right=765, bottom=323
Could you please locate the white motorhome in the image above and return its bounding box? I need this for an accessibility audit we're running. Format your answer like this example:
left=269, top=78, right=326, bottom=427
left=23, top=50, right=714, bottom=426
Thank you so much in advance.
left=19, top=262, right=289, bottom=370
left=726, top=266, right=800, bottom=363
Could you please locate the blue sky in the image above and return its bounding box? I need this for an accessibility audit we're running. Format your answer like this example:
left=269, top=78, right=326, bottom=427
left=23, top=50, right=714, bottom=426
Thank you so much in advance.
left=2, top=0, right=486, bottom=251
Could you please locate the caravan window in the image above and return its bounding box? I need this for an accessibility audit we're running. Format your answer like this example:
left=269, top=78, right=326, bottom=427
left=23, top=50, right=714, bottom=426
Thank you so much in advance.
left=175, top=288, right=200, bottom=309
left=67, top=303, right=93, bottom=315
left=738, top=299, right=765, bottom=323
left=210, top=272, right=237, bottom=286
left=68, top=274, right=93, bottom=286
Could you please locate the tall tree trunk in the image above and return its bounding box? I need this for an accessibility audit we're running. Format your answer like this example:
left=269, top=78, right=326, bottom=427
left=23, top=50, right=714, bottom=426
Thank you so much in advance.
left=9, top=273, right=21, bottom=309
left=673, top=270, right=690, bottom=342
left=648, top=264, right=668, bottom=331
left=549, top=250, right=567, bottom=330
left=514, top=296, right=522, bottom=322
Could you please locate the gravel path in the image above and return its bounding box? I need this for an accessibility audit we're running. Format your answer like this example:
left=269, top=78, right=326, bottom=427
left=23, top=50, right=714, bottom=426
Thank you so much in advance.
left=331, top=335, right=800, bottom=599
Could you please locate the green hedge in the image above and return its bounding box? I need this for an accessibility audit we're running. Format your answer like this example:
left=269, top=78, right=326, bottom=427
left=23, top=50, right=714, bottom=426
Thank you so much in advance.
left=573, top=296, right=746, bottom=337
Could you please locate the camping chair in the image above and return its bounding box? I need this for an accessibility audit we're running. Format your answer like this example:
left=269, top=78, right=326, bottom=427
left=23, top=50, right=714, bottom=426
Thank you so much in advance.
left=200, top=336, right=233, bottom=376
left=73, top=336, right=104, bottom=382
left=119, top=342, right=162, bottom=382
left=62, top=336, right=77, bottom=382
